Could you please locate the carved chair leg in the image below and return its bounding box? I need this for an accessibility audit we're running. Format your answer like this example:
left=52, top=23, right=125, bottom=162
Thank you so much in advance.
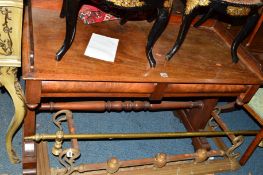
left=119, top=18, right=128, bottom=25
left=56, top=0, right=82, bottom=60
left=0, top=67, right=26, bottom=164
left=194, top=7, right=214, bottom=28
left=166, top=10, right=197, bottom=60
left=231, top=12, right=259, bottom=63
left=146, top=7, right=170, bottom=67
left=60, top=0, right=66, bottom=18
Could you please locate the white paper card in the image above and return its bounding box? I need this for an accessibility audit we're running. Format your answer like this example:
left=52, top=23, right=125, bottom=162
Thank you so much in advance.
left=84, top=33, right=119, bottom=62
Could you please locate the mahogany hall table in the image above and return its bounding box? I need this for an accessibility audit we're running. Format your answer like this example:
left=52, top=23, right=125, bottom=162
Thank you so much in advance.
left=22, top=2, right=263, bottom=174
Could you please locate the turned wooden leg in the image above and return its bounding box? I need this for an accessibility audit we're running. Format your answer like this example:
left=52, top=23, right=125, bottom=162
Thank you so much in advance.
left=239, top=128, right=263, bottom=166
left=166, top=11, right=197, bottom=60
left=231, top=12, right=259, bottom=63
left=23, top=111, right=37, bottom=175
left=56, top=0, right=82, bottom=60
left=23, top=80, right=41, bottom=175
left=174, top=98, right=218, bottom=150
left=0, top=67, right=26, bottom=164
left=146, top=7, right=170, bottom=67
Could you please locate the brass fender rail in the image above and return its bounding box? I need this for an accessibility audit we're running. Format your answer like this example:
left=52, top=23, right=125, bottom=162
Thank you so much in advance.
left=55, top=150, right=225, bottom=174
left=51, top=157, right=241, bottom=175
left=25, top=130, right=259, bottom=142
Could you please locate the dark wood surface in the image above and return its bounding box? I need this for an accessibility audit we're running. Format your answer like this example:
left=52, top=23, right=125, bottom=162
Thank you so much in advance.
left=23, top=7, right=262, bottom=84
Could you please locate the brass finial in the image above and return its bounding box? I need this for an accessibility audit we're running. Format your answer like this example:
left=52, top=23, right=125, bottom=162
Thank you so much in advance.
left=106, top=157, right=120, bottom=174
left=52, top=130, right=64, bottom=156
left=195, top=149, right=208, bottom=163
left=154, top=153, right=167, bottom=168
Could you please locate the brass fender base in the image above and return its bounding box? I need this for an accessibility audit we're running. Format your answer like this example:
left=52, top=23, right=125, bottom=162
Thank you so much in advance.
left=50, top=157, right=240, bottom=175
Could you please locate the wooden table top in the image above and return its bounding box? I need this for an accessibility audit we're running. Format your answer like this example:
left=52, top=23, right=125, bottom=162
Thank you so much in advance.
left=22, top=7, right=263, bottom=85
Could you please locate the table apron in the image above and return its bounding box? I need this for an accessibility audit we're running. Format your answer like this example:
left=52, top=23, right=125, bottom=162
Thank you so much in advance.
left=41, top=81, right=248, bottom=98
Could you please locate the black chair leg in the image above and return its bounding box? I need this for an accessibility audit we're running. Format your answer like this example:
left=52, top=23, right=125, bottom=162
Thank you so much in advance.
left=119, top=18, right=128, bottom=25
left=56, top=0, right=82, bottom=61
left=60, top=0, right=66, bottom=18
left=146, top=7, right=170, bottom=67
left=194, top=7, right=214, bottom=28
left=166, top=10, right=197, bottom=60
left=231, top=12, right=260, bottom=63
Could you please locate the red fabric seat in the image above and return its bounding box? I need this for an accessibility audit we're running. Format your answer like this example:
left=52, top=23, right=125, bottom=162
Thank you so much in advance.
left=79, top=5, right=118, bottom=25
